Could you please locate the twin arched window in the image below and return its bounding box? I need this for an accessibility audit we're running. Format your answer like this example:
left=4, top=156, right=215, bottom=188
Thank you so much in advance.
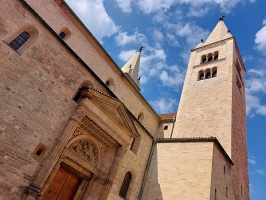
left=119, top=172, right=132, bottom=199
left=201, top=51, right=219, bottom=63
left=198, top=67, right=217, bottom=81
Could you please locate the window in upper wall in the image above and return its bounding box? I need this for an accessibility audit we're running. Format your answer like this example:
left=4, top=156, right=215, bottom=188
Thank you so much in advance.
left=207, top=53, right=213, bottom=62
left=198, top=70, right=204, bottom=80
left=59, top=31, right=66, bottom=39
left=58, top=27, right=71, bottom=41
left=214, top=51, right=219, bottom=60
left=205, top=69, right=211, bottom=79
left=226, top=187, right=228, bottom=197
left=9, top=31, right=30, bottom=51
left=198, top=67, right=218, bottom=81
left=105, top=78, right=114, bottom=89
left=119, top=172, right=132, bottom=199
left=236, top=76, right=242, bottom=96
left=201, top=55, right=207, bottom=63
left=212, top=67, right=217, bottom=77
left=164, top=125, right=168, bottom=130
left=137, top=112, right=144, bottom=123
left=130, top=136, right=141, bottom=154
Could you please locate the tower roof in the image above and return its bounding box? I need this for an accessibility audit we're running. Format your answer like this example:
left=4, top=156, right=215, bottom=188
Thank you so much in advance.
left=121, top=47, right=142, bottom=89
left=205, top=17, right=233, bottom=44
left=196, top=17, right=233, bottom=48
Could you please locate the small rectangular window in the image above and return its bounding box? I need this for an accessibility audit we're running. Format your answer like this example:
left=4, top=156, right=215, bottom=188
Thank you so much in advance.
left=164, top=125, right=168, bottom=130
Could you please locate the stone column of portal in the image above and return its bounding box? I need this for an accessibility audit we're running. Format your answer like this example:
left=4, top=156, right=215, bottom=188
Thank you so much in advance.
left=100, top=146, right=127, bottom=199
left=24, top=107, right=85, bottom=199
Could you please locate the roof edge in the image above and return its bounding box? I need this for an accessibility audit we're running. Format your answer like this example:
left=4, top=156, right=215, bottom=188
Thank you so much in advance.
left=156, top=137, right=234, bottom=165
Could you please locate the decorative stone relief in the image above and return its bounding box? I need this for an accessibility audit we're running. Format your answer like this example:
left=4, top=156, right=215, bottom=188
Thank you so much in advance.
left=100, top=146, right=107, bottom=157
left=73, top=127, right=83, bottom=136
left=79, top=117, right=117, bottom=148
left=70, top=140, right=98, bottom=164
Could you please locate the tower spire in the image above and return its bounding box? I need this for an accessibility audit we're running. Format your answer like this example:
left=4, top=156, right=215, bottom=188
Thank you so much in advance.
left=202, top=16, right=232, bottom=45
left=121, top=47, right=143, bottom=91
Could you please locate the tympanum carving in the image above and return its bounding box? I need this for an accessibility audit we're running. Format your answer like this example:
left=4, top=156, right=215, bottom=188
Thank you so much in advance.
left=69, top=140, right=98, bottom=164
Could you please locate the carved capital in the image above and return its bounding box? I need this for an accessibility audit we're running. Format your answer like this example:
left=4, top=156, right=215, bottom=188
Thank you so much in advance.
left=117, top=146, right=127, bottom=157
left=71, top=108, right=86, bottom=122
left=25, top=183, right=42, bottom=199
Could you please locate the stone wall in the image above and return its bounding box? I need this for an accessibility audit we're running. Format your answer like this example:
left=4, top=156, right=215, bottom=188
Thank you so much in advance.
left=143, top=142, right=213, bottom=200
left=0, top=0, right=155, bottom=199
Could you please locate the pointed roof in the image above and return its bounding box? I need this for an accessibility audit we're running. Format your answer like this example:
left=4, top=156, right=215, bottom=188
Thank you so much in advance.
left=121, top=47, right=142, bottom=89
left=195, top=17, right=233, bottom=48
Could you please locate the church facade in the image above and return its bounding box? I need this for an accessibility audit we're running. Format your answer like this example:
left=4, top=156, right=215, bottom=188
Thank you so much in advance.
left=0, top=0, right=249, bottom=200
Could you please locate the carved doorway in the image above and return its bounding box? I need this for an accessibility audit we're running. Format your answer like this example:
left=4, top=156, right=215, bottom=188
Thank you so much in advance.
left=42, top=167, right=82, bottom=200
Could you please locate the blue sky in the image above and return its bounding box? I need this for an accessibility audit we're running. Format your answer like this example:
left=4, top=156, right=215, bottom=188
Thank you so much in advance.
left=65, top=0, right=266, bottom=199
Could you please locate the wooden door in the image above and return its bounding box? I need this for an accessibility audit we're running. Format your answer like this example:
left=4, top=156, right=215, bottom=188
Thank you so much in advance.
left=42, top=167, right=82, bottom=200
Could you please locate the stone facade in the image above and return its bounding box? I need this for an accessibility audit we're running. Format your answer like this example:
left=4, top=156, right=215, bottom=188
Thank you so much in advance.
left=0, top=1, right=249, bottom=200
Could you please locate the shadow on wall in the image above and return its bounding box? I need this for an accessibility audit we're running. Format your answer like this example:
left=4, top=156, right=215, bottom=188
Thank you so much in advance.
left=142, top=145, right=163, bottom=200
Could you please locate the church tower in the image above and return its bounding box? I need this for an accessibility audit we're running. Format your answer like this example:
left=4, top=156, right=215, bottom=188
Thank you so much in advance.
left=143, top=17, right=249, bottom=200
left=121, top=47, right=142, bottom=90
left=172, top=16, right=249, bottom=199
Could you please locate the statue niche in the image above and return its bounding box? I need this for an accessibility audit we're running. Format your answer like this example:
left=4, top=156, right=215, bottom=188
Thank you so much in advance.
left=69, top=140, right=98, bottom=165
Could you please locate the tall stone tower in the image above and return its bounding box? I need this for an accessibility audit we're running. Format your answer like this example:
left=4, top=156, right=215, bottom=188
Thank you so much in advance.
left=143, top=17, right=249, bottom=200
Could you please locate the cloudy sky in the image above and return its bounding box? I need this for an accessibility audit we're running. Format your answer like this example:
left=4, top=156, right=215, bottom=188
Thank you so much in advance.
left=65, top=0, right=265, bottom=198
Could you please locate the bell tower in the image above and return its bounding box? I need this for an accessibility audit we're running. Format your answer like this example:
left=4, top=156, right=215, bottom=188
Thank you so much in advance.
left=171, top=17, right=249, bottom=199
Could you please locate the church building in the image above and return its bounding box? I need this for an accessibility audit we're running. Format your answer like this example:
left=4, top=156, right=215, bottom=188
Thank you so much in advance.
left=0, top=0, right=249, bottom=199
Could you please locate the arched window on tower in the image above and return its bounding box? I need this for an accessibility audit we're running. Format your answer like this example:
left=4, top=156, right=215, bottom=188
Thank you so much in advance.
left=207, top=53, right=213, bottom=62
left=212, top=67, right=217, bottom=77
left=213, top=51, right=219, bottom=60
left=198, top=70, right=204, bottom=80
left=201, top=55, right=207, bottom=63
left=205, top=68, right=211, bottom=79
left=119, top=172, right=132, bottom=199
left=9, top=31, right=30, bottom=51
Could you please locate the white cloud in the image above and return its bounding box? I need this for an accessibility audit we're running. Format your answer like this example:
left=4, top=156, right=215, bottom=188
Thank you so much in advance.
left=150, top=98, right=178, bottom=114
left=153, top=29, right=164, bottom=42
left=117, top=0, right=252, bottom=15
left=115, top=0, right=133, bottom=13
left=166, top=33, right=180, bottom=47
left=246, top=67, right=266, bottom=117
left=65, top=0, right=117, bottom=43
left=118, top=49, right=137, bottom=62
left=254, top=169, right=266, bottom=175
left=249, top=183, right=256, bottom=193
left=248, top=158, right=256, bottom=165
left=159, top=65, right=185, bottom=87
left=115, top=31, right=145, bottom=46
left=255, top=19, right=266, bottom=55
